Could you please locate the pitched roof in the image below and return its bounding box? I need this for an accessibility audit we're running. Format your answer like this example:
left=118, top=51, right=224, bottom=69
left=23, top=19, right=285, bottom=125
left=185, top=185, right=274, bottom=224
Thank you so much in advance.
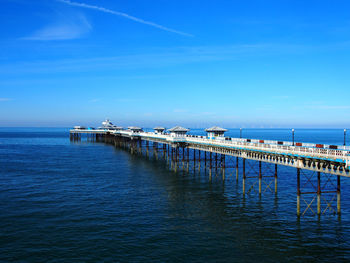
left=168, top=126, right=189, bottom=132
left=153, top=127, right=165, bottom=130
left=205, top=126, right=227, bottom=132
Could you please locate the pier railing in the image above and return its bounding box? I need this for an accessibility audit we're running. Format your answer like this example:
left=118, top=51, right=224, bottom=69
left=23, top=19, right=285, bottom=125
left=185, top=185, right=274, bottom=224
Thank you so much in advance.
left=123, top=131, right=350, bottom=166
left=184, top=136, right=350, bottom=164
left=70, top=129, right=350, bottom=168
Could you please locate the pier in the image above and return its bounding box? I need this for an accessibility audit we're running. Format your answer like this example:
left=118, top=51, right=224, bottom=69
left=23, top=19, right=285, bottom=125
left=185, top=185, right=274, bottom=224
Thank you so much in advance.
left=70, top=123, right=350, bottom=217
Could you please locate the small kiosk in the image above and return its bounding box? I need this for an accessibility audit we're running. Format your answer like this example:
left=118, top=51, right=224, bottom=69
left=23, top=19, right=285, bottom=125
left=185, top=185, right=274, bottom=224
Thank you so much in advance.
left=205, top=126, right=227, bottom=139
left=153, top=127, right=166, bottom=134
left=128, top=126, right=143, bottom=134
left=168, top=126, right=189, bottom=137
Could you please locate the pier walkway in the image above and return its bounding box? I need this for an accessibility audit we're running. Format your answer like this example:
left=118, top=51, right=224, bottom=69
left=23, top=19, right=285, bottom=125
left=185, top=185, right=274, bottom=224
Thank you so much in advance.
left=71, top=128, right=350, bottom=174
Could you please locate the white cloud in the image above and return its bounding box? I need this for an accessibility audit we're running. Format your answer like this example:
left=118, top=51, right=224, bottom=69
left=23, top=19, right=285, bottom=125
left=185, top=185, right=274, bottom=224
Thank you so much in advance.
left=116, top=98, right=142, bottom=103
left=88, top=98, right=100, bottom=103
left=173, top=109, right=188, bottom=113
left=0, top=43, right=314, bottom=75
left=0, top=98, right=12, bottom=101
left=23, top=13, right=91, bottom=41
left=309, top=105, right=350, bottom=110
left=57, top=0, right=193, bottom=37
left=273, top=95, right=291, bottom=99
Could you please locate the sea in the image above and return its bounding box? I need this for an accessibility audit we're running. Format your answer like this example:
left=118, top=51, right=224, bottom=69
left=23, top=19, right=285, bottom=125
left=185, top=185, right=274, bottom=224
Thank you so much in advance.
left=1, top=128, right=350, bottom=262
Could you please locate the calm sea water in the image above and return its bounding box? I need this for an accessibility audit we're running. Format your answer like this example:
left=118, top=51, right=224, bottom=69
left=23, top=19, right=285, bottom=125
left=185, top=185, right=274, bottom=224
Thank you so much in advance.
left=1, top=128, right=350, bottom=262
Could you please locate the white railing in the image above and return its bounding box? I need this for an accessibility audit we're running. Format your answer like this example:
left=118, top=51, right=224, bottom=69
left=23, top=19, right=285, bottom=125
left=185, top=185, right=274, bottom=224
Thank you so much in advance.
left=70, top=129, right=107, bottom=133
left=139, top=132, right=350, bottom=163
left=139, top=132, right=168, bottom=140
left=184, top=136, right=350, bottom=162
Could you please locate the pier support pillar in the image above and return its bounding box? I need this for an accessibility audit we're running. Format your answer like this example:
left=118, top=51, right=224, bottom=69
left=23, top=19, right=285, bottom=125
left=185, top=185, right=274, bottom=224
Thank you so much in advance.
left=297, top=168, right=301, bottom=217
left=174, top=147, right=178, bottom=172
left=317, top=172, right=321, bottom=216
left=258, top=161, right=262, bottom=196
left=194, top=149, right=196, bottom=172
left=182, top=147, right=185, bottom=170
left=198, top=150, right=201, bottom=172
left=177, top=147, right=179, bottom=170
left=274, top=164, right=278, bottom=194
left=337, top=175, right=341, bottom=215
left=171, top=147, right=174, bottom=170
left=187, top=148, right=189, bottom=172
left=210, top=152, right=212, bottom=170
left=242, top=158, right=246, bottom=195
left=166, top=145, right=169, bottom=164
left=236, top=157, right=239, bottom=182
left=222, top=154, right=225, bottom=180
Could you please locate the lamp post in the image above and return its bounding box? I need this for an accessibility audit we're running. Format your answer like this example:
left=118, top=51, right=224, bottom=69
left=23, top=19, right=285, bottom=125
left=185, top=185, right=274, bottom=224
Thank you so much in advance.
left=240, top=128, right=242, bottom=139
left=292, top=129, right=295, bottom=146
left=344, top=129, right=347, bottom=146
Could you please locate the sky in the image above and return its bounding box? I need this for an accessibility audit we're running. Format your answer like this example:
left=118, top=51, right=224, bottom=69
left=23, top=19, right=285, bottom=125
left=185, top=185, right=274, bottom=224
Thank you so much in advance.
left=1, top=0, right=350, bottom=128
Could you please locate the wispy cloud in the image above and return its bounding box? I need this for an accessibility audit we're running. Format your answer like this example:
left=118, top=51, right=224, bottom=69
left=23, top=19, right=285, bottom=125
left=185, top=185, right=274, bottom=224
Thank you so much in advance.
left=88, top=98, right=100, bottom=103
left=173, top=109, right=188, bottom=113
left=0, top=98, right=12, bottom=102
left=273, top=95, right=291, bottom=100
left=57, top=0, right=193, bottom=37
left=0, top=43, right=313, bottom=75
left=308, top=105, right=350, bottom=110
left=23, top=13, right=91, bottom=40
left=116, top=98, right=142, bottom=103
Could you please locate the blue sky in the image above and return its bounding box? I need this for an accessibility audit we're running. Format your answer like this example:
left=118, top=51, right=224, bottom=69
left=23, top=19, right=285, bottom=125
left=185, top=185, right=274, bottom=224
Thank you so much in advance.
left=1, top=0, right=350, bottom=128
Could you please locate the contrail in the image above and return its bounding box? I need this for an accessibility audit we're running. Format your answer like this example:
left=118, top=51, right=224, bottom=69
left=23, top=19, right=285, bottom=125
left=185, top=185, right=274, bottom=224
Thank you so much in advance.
left=57, top=0, right=193, bottom=37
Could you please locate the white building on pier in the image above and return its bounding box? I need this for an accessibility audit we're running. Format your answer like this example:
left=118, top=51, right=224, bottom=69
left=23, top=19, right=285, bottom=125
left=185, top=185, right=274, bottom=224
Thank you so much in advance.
left=128, top=126, right=143, bottom=134
left=154, top=127, right=166, bottom=134
left=168, top=126, right=189, bottom=137
left=205, top=126, right=227, bottom=140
